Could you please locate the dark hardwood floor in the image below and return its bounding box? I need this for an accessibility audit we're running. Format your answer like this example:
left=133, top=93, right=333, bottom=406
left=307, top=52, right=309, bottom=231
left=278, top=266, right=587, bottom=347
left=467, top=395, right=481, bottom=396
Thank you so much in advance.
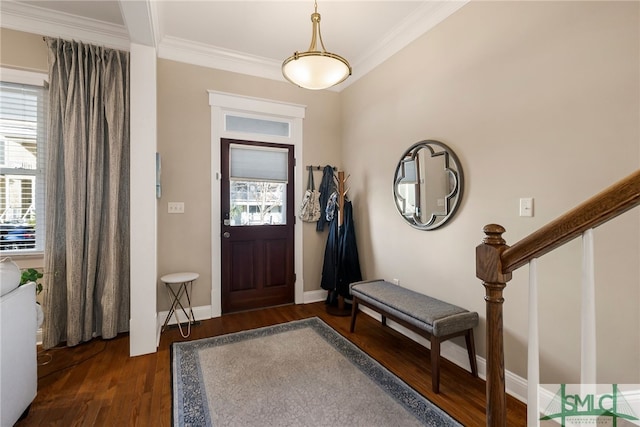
left=17, top=302, right=526, bottom=426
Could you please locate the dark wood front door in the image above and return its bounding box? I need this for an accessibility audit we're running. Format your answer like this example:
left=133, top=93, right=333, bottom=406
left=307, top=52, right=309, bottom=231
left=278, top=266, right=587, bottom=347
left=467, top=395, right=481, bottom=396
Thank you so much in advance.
left=220, top=139, right=295, bottom=313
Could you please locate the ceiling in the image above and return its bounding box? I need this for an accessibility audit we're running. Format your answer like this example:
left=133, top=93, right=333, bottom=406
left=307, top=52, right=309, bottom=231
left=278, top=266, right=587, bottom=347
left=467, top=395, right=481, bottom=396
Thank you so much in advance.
left=1, top=0, right=467, bottom=91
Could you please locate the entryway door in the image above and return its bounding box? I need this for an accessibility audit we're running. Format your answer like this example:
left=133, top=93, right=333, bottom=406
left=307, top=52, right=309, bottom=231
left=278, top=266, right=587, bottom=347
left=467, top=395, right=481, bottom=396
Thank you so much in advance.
left=220, top=139, right=295, bottom=313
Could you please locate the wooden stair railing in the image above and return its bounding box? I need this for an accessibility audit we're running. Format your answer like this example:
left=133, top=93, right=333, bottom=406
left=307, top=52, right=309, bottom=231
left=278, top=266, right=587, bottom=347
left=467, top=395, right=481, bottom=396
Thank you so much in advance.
left=475, top=169, right=640, bottom=427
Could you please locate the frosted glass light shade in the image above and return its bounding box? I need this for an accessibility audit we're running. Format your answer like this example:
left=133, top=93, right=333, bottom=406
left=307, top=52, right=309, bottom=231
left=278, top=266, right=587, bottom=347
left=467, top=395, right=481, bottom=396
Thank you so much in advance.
left=282, top=51, right=351, bottom=90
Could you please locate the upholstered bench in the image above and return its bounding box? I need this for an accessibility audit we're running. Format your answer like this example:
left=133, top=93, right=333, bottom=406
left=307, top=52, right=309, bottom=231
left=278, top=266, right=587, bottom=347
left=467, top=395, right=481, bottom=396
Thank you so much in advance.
left=349, top=279, right=479, bottom=393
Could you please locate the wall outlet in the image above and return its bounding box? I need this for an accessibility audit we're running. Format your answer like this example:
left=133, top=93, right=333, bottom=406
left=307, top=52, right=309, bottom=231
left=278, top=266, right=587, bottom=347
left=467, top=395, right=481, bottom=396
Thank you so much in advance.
left=168, top=202, right=185, bottom=214
left=392, top=278, right=400, bottom=286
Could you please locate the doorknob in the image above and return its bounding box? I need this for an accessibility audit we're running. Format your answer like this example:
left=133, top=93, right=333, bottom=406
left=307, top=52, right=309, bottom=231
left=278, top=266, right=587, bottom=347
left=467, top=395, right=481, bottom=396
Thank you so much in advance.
left=223, top=231, right=231, bottom=238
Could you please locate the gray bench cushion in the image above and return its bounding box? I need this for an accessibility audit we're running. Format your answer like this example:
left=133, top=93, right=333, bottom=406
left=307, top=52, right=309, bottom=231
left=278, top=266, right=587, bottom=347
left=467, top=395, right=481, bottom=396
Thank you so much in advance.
left=350, top=280, right=478, bottom=337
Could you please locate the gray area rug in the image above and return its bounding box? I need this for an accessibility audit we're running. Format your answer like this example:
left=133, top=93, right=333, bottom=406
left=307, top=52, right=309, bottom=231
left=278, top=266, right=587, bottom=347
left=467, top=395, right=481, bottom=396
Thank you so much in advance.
left=171, top=317, right=461, bottom=426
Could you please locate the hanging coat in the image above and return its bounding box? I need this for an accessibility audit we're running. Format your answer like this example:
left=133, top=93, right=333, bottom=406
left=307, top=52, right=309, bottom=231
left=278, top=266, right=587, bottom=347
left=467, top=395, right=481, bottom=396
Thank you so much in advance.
left=316, top=166, right=336, bottom=232
left=320, top=208, right=339, bottom=294
left=336, top=200, right=362, bottom=298
left=320, top=199, right=362, bottom=303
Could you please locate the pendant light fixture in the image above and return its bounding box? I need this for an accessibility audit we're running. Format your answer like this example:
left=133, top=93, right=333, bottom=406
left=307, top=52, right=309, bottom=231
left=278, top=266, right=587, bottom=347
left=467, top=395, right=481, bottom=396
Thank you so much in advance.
left=282, top=1, right=352, bottom=90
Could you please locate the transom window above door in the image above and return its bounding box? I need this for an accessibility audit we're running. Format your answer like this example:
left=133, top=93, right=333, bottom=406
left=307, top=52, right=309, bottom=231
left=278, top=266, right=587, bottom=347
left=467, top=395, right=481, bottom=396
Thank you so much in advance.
left=225, top=114, right=290, bottom=137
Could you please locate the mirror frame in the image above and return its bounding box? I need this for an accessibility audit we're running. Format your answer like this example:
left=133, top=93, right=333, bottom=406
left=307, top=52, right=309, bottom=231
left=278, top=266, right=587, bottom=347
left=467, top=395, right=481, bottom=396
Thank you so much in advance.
left=393, top=140, right=464, bottom=230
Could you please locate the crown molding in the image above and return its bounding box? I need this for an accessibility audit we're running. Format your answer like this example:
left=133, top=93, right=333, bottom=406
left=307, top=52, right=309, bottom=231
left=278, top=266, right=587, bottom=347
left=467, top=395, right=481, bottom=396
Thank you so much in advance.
left=0, top=1, right=130, bottom=50
left=158, top=36, right=287, bottom=84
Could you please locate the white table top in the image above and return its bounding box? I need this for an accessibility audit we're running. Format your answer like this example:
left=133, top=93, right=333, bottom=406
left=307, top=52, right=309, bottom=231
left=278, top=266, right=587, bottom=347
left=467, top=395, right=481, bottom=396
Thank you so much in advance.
left=160, top=272, right=199, bottom=284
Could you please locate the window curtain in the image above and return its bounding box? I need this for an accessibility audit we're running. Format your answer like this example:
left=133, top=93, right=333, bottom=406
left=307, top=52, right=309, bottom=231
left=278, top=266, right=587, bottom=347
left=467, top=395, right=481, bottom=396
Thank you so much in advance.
left=42, top=38, right=130, bottom=349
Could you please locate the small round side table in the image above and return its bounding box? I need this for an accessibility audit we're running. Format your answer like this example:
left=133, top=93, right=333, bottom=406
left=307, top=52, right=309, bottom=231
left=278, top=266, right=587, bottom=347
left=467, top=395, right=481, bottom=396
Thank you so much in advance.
left=161, top=272, right=199, bottom=338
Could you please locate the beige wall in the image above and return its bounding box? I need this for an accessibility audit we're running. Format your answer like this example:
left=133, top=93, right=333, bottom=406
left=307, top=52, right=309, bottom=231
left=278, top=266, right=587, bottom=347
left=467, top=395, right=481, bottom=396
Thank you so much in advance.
left=156, top=59, right=342, bottom=311
left=341, top=1, right=639, bottom=383
left=0, top=28, right=48, bottom=73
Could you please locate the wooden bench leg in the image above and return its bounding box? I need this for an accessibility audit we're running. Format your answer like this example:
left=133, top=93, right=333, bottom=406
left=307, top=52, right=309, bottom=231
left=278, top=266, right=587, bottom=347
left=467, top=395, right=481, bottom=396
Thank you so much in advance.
left=349, top=296, right=359, bottom=332
left=430, top=336, right=441, bottom=393
left=465, top=329, right=478, bottom=377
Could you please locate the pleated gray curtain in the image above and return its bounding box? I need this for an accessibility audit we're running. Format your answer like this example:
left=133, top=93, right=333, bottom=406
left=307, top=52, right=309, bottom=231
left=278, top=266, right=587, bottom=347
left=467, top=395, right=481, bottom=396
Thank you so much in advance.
left=42, top=38, right=130, bottom=349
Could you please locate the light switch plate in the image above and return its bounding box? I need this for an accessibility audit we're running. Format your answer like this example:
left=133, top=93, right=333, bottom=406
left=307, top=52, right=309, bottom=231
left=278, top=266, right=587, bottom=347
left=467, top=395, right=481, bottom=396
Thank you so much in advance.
left=168, top=202, right=185, bottom=214
left=519, top=198, right=533, bottom=217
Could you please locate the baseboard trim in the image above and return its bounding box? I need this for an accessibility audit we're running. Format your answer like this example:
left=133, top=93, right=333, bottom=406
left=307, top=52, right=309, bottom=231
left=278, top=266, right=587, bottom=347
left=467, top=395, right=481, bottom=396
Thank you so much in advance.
left=303, top=289, right=327, bottom=304
left=158, top=305, right=213, bottom=325
left=156, top=305, right=213, bottom=345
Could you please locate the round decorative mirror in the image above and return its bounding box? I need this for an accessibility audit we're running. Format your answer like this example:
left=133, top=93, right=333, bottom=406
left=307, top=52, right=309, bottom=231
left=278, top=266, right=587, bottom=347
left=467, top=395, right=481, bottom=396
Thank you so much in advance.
left=393, top=140, right=464, bottom=230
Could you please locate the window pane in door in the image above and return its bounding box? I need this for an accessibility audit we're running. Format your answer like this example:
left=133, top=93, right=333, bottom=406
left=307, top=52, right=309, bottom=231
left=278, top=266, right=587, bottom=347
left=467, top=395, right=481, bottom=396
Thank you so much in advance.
left=229, top=180, right=286, bottom=226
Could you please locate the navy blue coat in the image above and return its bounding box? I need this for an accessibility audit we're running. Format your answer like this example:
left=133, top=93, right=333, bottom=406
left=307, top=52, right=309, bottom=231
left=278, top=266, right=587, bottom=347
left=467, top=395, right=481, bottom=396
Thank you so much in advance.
left=321, top=200, right=362, bottom=300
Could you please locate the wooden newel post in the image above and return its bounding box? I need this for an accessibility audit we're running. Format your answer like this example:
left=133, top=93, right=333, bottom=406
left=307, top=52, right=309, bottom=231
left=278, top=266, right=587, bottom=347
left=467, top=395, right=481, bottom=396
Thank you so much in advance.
left=476, top=224, right=512, bottom=427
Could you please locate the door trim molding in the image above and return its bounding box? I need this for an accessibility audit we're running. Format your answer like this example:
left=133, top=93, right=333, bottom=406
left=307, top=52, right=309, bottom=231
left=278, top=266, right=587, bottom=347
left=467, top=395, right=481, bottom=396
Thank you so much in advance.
left=209, top=91, right=306, bottom=317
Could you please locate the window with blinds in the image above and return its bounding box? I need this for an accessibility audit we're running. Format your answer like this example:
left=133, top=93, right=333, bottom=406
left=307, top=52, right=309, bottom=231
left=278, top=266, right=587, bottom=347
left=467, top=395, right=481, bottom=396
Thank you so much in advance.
left=228, top=144, right=288, bottom=226
left=0, top=73, right=47, bottom=253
